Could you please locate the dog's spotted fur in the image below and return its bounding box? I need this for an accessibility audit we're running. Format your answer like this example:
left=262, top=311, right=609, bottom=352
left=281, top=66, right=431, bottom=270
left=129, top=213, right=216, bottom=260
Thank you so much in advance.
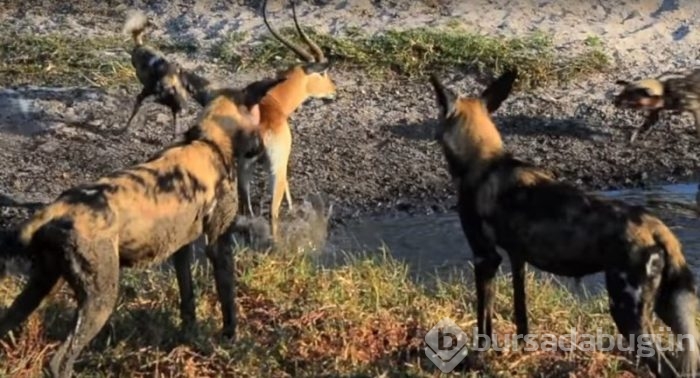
left=121, top=10, right=215, bottom=138
left=614, top=69, right=700, bottom=143
left=0, top=76, right=282, bottom=378
left=431, top=70, right=700, bottom=377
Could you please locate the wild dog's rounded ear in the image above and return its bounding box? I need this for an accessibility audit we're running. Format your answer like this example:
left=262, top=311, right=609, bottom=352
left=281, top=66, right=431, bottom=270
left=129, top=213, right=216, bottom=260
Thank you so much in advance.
left=481, top=69, right=517, bottom=113
left=242, top=77, right=285, bottom=107
left=615, top=80, right=630, bottom=86
left=246, top=104, right=261, bottom=127
left=429, top=73, right=456, bottom=118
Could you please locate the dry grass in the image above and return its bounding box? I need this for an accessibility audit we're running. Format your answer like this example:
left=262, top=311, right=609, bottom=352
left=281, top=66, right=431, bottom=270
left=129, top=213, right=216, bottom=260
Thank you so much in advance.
left=0, top=242, right=665, bottom=377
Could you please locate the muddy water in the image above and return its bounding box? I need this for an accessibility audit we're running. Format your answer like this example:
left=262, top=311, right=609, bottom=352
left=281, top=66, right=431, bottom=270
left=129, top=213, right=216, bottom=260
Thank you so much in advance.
left=324, top=183, right=700, bottom=295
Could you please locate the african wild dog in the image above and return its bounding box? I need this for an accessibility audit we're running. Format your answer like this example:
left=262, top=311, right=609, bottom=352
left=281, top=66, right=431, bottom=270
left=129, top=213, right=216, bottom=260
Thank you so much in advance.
left=430, top=69, right=700, bottom=377
left=0, top=76, right=283, bottom=378
left=121, top=10, right=216, bottom=138
left=614, top=69, right=700, bottom=143
left=236, top=0, right=337, bottom=242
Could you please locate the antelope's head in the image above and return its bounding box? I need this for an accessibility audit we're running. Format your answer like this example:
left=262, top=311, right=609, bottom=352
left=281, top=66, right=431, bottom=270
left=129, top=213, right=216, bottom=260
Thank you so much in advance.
left=262, top=0, right=337, bottom=104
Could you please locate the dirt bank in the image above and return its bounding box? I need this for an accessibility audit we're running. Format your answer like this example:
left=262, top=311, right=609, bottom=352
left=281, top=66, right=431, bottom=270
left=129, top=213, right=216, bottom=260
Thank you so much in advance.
left=1, top=0, right=699, bottom=227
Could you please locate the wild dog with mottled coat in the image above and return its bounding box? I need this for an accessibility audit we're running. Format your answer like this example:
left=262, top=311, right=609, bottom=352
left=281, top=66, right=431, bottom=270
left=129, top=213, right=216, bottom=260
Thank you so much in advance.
left=236, top=0, right=337, bottom=241
left=0, top=76, right=283, bottom=378
left=121, top=10, right=216, bottom=137
left=430, top=70, right=700, bottom=377
left=614, top=69, right=700, bottom=143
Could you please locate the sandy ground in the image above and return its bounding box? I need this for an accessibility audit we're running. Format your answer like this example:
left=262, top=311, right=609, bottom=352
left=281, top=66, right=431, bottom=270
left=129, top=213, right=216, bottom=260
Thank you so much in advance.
left=1, top=0, right=700, bottom=229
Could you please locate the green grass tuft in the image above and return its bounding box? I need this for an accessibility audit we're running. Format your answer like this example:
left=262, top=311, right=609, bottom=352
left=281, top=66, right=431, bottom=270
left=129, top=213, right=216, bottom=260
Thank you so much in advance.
left=0, top=32, right=199, bottom=88
left=216, top=27, right=610, bottom=90
left=2, top=27, right=610, bottom=90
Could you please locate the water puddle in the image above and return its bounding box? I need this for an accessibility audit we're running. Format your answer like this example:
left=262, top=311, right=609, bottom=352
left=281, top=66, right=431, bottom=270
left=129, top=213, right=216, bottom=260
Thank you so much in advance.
left=324, top=183, right=700, bottom=295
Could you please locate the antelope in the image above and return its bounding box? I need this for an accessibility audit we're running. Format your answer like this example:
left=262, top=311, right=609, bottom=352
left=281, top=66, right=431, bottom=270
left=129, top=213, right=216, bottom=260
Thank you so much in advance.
left=614, top=69, right=700, bottom=143
left=237, top=0, right=337, bottom=241
left=430, top=69, right=700, bottom=377
left=0, top=76, right=283, bottom=378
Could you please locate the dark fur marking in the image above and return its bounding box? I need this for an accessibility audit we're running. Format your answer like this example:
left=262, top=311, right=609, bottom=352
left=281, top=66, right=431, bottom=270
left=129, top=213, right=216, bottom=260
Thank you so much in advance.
left=105, top=171, right=148, bottom=187
left=58, top=184, right=117, bottom=211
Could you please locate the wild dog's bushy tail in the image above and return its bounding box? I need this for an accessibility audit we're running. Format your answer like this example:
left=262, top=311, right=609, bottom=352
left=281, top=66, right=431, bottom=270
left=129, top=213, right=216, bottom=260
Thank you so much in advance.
left=652, top=220, right=700, bottom=377
left=123, top=10, right=150, bottom=47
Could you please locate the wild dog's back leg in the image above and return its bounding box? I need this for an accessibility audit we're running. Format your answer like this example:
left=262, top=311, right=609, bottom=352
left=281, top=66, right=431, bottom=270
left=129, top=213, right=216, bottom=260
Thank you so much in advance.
left=0, top=261, right=61, bottom=338
left=172, top=244, right=196, bottom=332
left=49, top=239, right=119, bottom=378
left=629, top=110, right=660, bottom=143
left=205, top=232, right=236, bottom=339
left=605, top=251, right=676, bottom=377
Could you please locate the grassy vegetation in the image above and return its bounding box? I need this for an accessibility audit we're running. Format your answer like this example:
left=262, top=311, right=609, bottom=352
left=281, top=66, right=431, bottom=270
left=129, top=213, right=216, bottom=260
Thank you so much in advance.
left=0, top=27, right=609, bottom=90
left=0, top=244, right=661, bottom=377
left=216, top=27, right=610, bottom=90
left=0, top=32, right=197, bottom=88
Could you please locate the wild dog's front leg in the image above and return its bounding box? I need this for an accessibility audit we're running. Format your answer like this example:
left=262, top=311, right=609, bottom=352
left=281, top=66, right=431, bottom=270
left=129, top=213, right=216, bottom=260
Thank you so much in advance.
left=474, top=252, right=502, bottom=347
left=237, top=157, right=257, bottom=217
left=50, top=239, right=120, bottom=378
left=172, top=243, right=196, bottom=332
left=510, top=258, right=529, bottom=339
left=460, top=215, right=503, bottom=347
left=205, top=233, right=236, bottom=339
left=629, top=110, right=660, bottom=143
left=123, top=87, right=153, bottom=133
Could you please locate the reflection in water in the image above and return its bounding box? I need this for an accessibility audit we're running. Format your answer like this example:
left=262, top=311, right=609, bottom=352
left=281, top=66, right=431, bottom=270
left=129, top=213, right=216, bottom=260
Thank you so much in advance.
left=325, top=183, right=700, bottom=294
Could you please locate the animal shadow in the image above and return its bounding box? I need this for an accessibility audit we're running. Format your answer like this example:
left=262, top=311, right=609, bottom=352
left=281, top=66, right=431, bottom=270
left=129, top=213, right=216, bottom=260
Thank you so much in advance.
left=494, top=114, right=612, bottom=140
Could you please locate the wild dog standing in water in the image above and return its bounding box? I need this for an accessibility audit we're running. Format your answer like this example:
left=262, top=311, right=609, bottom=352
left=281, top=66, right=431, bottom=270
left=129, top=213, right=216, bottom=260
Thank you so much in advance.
left=0, top=76, right=282, bottom=378
left=614, top=69, right=700, bottom=143
left=121, top=10, right=216, bottom=138
left=236, top=0, right=337, bottom=241
left=430, top=70, right=700, bottom=377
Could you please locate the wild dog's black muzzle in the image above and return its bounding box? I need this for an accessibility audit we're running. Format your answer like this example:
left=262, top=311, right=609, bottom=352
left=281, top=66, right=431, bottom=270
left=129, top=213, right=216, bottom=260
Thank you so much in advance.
left=238, top=130, right=264, bottom=159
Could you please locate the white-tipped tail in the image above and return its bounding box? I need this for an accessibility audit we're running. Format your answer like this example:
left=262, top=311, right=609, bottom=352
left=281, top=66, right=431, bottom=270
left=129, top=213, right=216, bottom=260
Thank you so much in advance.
left=123, top=10, right=149, bottom=45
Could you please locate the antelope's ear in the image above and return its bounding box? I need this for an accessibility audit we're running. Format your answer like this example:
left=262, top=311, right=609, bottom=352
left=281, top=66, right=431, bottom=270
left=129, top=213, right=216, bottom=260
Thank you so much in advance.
left=481, top=69, right=517, bottom=113
left=303, top=61, right=331, bottom=75
left=429, top=73, right=457, bottom=118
